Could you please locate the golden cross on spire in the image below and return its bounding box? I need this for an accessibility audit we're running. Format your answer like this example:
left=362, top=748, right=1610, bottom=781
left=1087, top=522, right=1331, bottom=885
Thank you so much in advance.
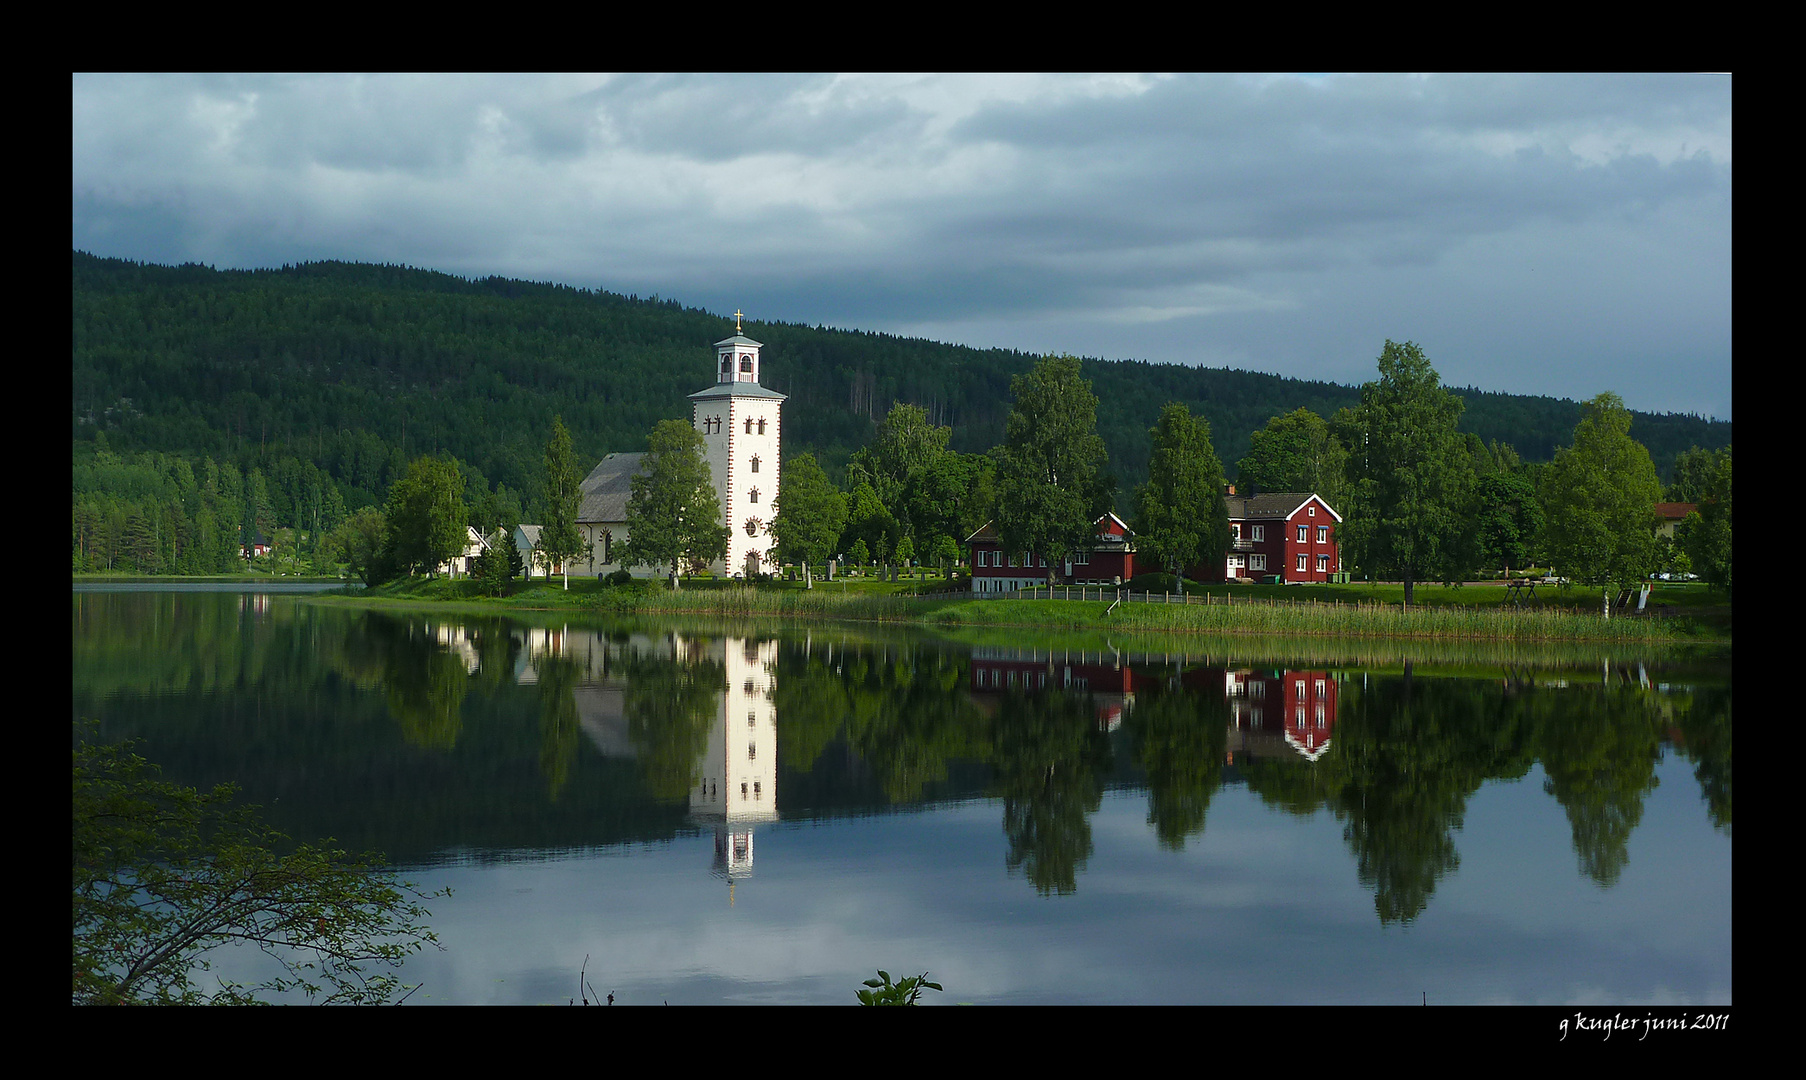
left=734, top=309, right=744, bottom=334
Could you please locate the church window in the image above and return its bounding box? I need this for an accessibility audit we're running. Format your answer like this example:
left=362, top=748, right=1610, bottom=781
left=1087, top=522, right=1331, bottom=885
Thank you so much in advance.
left=748, top=742, right=757, bottom=760
left=751, top=456, right=760, bottom=473
left=740, top=355, right=753, bottom=373
left=721, top=356, right=732, bottom=376
left=757, top=418, right=767, bottom=435
left=749, top=488, right=760, bottom=503
left=745, top=418, right=754, bottom=434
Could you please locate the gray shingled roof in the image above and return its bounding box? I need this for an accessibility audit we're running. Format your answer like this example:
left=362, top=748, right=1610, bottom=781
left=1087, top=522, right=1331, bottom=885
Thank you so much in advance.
left=578, top=452, right=646, bottom=524
left=1227, top=492, right=1340, bottom=521
left=689, top=381, right=788, bottom=401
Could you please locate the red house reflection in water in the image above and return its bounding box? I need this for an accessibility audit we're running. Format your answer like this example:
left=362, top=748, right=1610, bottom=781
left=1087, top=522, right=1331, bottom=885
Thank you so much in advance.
left=967, top=647, right=1136, bottom=729
left=966, top=650, right=1339, bottom=757
left=1223, top=669, right=1339, bottom=761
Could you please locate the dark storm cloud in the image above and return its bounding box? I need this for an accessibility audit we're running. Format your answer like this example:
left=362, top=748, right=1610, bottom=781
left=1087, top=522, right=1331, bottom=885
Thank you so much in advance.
left=71, top=73, right=1731, bottom=417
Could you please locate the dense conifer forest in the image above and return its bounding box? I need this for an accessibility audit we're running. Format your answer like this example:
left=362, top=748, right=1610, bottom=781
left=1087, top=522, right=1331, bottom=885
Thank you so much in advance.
left=72, top=251, right=1730, bottom=574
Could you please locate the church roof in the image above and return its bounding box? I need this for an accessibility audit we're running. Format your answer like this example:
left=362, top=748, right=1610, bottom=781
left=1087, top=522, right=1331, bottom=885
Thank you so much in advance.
left=715, top=334, right=764, bottom=348
left=689, top=382, right=787, bottom=401
left=578, top=452, right=647, bottom=524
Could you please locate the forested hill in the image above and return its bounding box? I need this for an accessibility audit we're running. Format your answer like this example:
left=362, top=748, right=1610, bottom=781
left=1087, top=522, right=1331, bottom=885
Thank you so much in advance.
left=73, top=251, right=1730, bottom=510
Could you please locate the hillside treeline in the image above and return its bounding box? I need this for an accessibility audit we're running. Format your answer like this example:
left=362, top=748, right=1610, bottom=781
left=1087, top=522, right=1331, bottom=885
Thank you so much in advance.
left=73, top=251, right=1730, bottom=573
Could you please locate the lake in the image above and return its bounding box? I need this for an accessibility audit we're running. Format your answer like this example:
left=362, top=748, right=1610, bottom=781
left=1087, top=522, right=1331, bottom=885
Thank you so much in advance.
left=72, top=587, right=1732, bottom=1005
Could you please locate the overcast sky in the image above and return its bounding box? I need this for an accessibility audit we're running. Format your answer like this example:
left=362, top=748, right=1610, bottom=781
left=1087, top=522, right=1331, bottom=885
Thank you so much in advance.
left=72, top=73, right=1732, bottom=420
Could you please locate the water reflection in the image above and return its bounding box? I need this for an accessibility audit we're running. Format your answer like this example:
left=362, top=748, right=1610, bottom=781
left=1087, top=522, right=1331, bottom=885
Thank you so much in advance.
left=72, top=592, right=1731, bottom=930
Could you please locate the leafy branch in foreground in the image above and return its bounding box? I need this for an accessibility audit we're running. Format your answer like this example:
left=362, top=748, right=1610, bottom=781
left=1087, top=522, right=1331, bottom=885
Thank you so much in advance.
left=856, top=969, right=943, bottom=1005
left=73, top=732, right=446, bottom=1005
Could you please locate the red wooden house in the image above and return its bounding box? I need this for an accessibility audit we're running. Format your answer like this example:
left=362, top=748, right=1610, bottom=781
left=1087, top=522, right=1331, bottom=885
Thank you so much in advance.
left=964, top=513, right=1137, bottom=593
left=1188, top=491, right=1341, bottom=584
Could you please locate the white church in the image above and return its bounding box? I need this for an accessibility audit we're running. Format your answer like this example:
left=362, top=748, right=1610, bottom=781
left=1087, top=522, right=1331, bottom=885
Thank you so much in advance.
left=542, top=318, right=786, bottom=581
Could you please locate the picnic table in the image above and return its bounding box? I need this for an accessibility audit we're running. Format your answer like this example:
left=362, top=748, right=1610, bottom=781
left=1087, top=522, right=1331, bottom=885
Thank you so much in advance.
left=1503, top=579, right=1537, bottom=606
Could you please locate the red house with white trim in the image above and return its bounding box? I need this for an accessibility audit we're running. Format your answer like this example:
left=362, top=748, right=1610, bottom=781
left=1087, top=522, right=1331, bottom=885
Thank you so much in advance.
left=1189, top=491, right=1342, bottom=583
left=964, top=513, right=1138, bottom=593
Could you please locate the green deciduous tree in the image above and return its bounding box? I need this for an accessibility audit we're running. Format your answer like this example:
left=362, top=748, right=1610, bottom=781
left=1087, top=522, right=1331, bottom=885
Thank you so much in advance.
left=538, top=416, right=585, bottom=591
left=617, top=419, right=728, bottom=589
left=381, top=456, right=469, bottom=578
left=1134, top=403, right=1231, bottom=592
left=995, top=355, right=1110, bottom=587
left=1538, top=393, right=1663, bottom=617
left=1678, top=444, right=1731, bottom=595
left=1236, top=407, right=1348, bottom=509
left=73, top=734, right=443, bottom=1005
left=1339, top=341, right=1475, bottom=606
left=770, top=453, right=847, bottom=588
left=1472, top=472, right=1545, bottom=577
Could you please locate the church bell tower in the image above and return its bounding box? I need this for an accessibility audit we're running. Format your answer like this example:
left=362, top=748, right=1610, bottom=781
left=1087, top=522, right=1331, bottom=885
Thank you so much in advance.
left=690, top=311, right=786, bottom=577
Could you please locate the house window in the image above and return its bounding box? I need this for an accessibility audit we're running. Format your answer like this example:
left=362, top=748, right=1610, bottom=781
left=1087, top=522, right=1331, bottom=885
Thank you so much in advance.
left=1252, top=525, right=1264, bottom=542
left=1318, top=526, right=1329, bottom=544
left=1007, top=553, right=1017, bottom=568
left=1231, top=523, right=1241, bottom=540
left=1318, top=554, right=1329, bottom=572
left=1308, top=505, right=1316, bottom=517
left=1297, top=525, right=1308, bottom=542
left=1251, top=554, right=1266, bottom=570
left=1297, top=554, right=1308, bottom=572
left=1076, top=551, right=1090, bottom=565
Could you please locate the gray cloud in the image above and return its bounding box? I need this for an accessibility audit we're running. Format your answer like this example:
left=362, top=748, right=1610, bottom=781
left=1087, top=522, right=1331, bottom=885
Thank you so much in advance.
left=71, top=72, right=1731, bottom=419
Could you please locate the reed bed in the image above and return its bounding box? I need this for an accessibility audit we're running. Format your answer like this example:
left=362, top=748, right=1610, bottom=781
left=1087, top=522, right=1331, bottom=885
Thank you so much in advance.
left=613, top=585, right=1687, bottom=643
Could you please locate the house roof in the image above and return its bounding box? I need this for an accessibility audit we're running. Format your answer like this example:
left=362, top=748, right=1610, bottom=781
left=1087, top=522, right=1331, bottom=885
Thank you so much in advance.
left=965, top=514, right=1133, bottom=547
left=1227, top=492, right=1342, bottom=523
left=1654, top=502, right=1697, bottom=521
left=964, top=520, right=1000, bottom=545
left=578, top=452, right=647, bottom=524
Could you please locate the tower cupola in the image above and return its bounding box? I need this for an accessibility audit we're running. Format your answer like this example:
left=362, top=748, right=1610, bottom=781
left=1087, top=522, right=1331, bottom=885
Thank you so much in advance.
left=716, top=309, right=762, bottom=385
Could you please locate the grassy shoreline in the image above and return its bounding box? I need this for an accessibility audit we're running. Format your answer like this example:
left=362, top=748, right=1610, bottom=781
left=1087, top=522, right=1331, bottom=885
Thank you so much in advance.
left=302, top=575, right=1726, bottom=646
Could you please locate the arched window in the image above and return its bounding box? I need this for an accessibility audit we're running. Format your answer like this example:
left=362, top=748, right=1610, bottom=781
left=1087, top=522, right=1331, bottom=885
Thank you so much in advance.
left=757, top=418, right=767, bottom=435
left=750, top=456, right=760, bottom=473
left=740, top=354, right=753, bottom=373
left=745, top=418, right=753, bottom=435
left=750, top=488, right=760, bottom=503
left=721, top=356, right=732, bottom=375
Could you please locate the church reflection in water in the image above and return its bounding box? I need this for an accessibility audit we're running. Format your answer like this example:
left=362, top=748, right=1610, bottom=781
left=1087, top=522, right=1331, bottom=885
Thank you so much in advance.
left=690, top=637, right=778, bottom=895
left=503, top=626, right=1341, bottom=894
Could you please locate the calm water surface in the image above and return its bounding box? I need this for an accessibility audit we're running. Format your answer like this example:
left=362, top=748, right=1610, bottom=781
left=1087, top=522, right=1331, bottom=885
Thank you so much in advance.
left=72, top=588, right=1732, bottom=1004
